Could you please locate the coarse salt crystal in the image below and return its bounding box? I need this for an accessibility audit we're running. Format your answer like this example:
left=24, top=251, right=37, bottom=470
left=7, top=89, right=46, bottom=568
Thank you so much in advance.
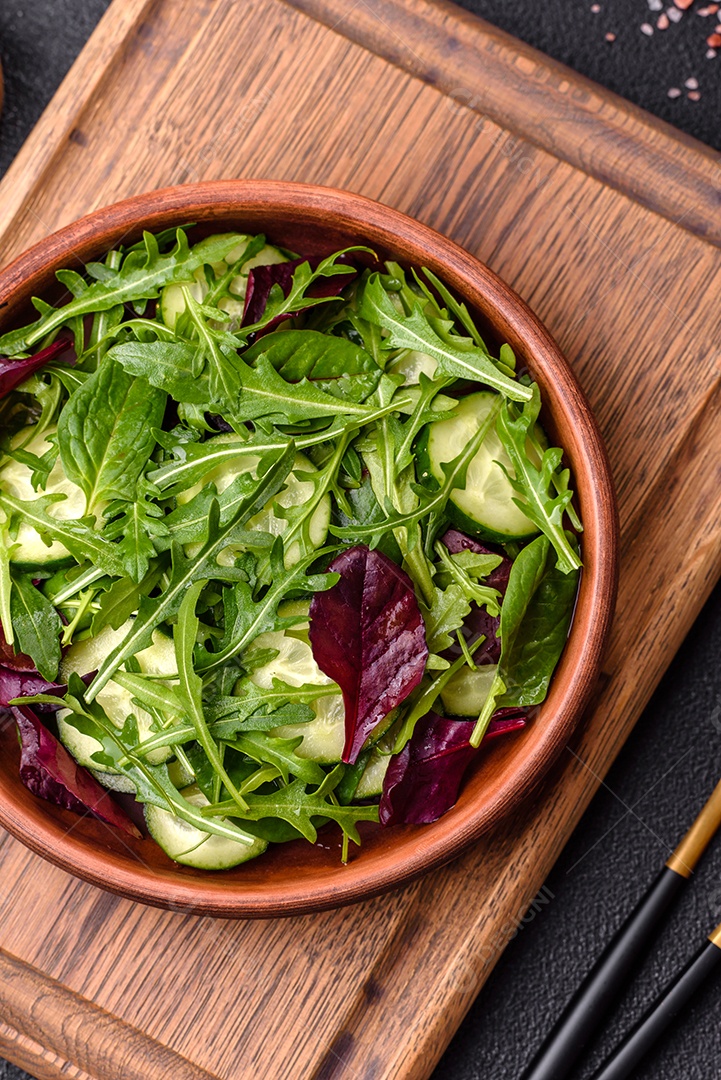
left=707, top=31, right=721, bottom=44
left=707, top=47, right=717, bottom=56
left=688, top=89, right=701, bottom=99
left=685, top=76, right=699, bottom=88
left=657, top=12, right=670, bottom=27
left=673, top=0, right=693, bottom=9
left=667, top=86, right=682, bottom=96
left=667, top=7, right=683, bottom=22
left=605, top=31, right=616, bottom=40
left=590, top=3, right=601, bottom=11
left=641, top=21, right=654, bottom=33
left=648, top=0, right=663, bottom=9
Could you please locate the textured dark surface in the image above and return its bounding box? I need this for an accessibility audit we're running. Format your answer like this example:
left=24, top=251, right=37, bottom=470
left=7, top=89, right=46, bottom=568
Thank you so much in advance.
left=0, top=2, right=720, bottom=1080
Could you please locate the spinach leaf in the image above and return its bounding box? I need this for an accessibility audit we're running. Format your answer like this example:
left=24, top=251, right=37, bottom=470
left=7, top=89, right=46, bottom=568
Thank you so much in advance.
left=497, top=534, right=580, bottom=707
left=57, top=355, right=166, bottom=514
left=469, top=534, right=580, bottom=744
left=243, top=329, right=381, bottom=402
left=109, top=341, right=210, bottom=404
left=9, top=574, right=62, bottom=681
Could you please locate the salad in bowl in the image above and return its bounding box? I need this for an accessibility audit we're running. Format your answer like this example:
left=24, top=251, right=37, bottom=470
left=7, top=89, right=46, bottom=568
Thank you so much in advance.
left=0, top=220, right=584, bottom=874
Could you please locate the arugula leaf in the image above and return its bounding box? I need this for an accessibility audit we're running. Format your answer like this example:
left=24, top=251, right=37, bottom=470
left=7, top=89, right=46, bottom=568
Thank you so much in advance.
left=0, top=230, right=248, bottom=356
left=240, top=248, right=369, bottom=335
left=496, top=385, right=582, bottom=575
left=57, top=355, right=166, bottom=513
left=0, top=491, right=126, bottom=578
left=173, top=582, right=249, bottom=813
left=86, top=443, right=297, bottom=700
left=359, top=274, right=531, bottom=402
left=90, top=560, right=165, bottom=635
left=434, top=543, right=503, bottom=616
left=331, top=395, right=503, bottom=545
left=102, top=483, right=168, bottom=583
left=206, top=770, right=379, bottom=845
left=196, top=541, right=338, bottom=673
left=231, top=731, right=325, bottom=785
left=9, top=574, right=62, bottom=681
left=55, top=680, right=257, bottom=844
left=422, top=582, right=471, bottom=655
left=230, top=356, right=375, bottom=424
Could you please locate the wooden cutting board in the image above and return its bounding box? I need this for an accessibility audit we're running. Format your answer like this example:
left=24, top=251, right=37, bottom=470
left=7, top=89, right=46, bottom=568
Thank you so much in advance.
left=0, top=1, right=720, bottom=1077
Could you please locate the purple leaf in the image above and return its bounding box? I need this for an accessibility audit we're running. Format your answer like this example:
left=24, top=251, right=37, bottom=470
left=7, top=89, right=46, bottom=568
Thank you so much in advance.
left=440, top=528, right=514, bottom=665
left=0, top=338, right=71, bottom=400
left=309, top=545, right=428, bottom=764
left=11, top=705, right=141, bottom=837
left=0, top=625, right=36, bottom=672
left=0, top=667, right=63, bottom=709
left=242, top=255, right=358, bottom=333
left=379, top=710, right=526, bottom=826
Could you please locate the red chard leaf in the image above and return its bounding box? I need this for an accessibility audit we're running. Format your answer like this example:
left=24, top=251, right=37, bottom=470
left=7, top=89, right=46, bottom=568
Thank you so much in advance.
left=0, top=667, right=63, bottom=709
left=0, top=338, right=71, bottom=399
left=0, top=624, right=36, bottom=671
left=11, top=705, right=140, bottom=837
left=309, top=545, right=428, bottom=764
left=379, top=709, right=526, bottom=826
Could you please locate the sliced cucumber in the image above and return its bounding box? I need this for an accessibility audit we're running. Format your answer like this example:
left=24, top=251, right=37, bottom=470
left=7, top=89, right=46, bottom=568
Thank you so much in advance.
left=58, top=620, right=179, bottom=773
left=245, top=624, right=344, bottom=763
left=89, top=769, right=136, bottom=794
left=160, top=239, right=289, bottom=330
left=177, top=439, right=330, bottom=566
left=355, top=747, right=391, bottom=798
left=246, top=616, right=397, bottom=764
left=388, top=350, right=438, bottom=385
left=145, top=785, right=267, bottom=869
left=440, top=663, right=499, bottom=717
left=90, top=753, right=193, bottom=795
left=0, top=425, right=87, bottom=568
left=416, top=390, right=540, bottom=543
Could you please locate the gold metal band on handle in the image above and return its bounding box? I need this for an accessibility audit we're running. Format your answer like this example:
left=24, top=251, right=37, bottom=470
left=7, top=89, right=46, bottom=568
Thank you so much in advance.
left=666, top=778, right=721, bottom=879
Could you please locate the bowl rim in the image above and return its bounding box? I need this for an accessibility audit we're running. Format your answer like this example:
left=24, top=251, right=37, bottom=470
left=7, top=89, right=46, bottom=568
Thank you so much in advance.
left=0, top=180, right=618, bottom=917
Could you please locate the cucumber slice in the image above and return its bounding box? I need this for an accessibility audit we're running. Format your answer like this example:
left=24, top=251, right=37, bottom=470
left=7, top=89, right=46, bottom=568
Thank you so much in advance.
left=145, top=785, right=267, bottom=869
left=245, top=624, right=344, bottom=763
left=89, top=769, right=136, bottom=793
left=160, top=239, right=289, bottom=329
left=177, top=440, right=330, bottom=566
left=0, top=425, right=87, bottom=569
left=57, top=620, right=179, bottom=772
left=440, top=663, right=499, bottom=717
left=355, top=748, right=391, bottom=798
left=416, top=391, right=540, bottom=543
left=246, top=618, right=397, bottom=764
left=388, top=350, right=438, bottom=385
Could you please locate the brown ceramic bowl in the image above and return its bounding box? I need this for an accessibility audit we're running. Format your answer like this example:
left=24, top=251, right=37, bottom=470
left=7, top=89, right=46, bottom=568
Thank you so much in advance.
left=0, top=181, right=617, bottom=917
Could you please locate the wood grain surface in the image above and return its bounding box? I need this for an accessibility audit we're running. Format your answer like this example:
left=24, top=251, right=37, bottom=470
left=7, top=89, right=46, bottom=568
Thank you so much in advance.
left=0, top=0, right=719, bottom=1077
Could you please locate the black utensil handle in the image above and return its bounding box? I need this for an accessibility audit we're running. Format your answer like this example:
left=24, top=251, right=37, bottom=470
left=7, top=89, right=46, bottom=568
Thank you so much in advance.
left=591, top=939, right=721, bottom=1080
left=521, top=867, right=686, bottom=1080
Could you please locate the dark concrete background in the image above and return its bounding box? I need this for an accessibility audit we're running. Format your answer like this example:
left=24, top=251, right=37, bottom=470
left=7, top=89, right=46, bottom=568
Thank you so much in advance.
left=0, top=3, right=720, bottom=1079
